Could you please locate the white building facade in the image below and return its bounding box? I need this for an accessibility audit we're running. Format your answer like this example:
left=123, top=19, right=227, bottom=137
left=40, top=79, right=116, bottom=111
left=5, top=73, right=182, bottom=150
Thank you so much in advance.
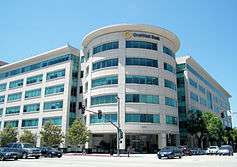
left=81, top=24, right=180, bottom=153
left=0, top=45, right=80, bottom=147
left=176, top=56, right=232, bottom=146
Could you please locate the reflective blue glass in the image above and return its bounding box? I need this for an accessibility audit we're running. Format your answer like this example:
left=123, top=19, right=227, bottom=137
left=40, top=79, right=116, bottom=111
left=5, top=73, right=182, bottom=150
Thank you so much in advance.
left=22, top=119, right=38, bottom=127
left=42, top=116, right=62, bottom=126
left=166, top=115, right=177, bottom=125
left=163, top=46, right=175, bottom=59
left=26, top=74, right=43, bottom=85
left=6, top=106, right=20, bottom=115
left=45, top=84, right=64, bottom=95
left=126, top=41, right=157, bottom=50
left=126, top=75, right=158, bottom=85
left=189, top=78, right=197, bottom=88
left=164, top=62, right=175, bottom=73
left=25, top=89, right=41, bottom=99
left=7, top=92, right=22, bottom=102
left=92, top=58, right=118, bottom=71
left=0, top=95, right=5, bottom=103
left=190, top=92, right=199, bottom=102
left=165, top=97, right=177, bottom=107
left=93, top=41, right=119, bottom=55
left=90, top=114, right=117, bottom=124
left=23, top=103, right=40, bottom=113
left=164, top=79, right=176, bottom=90
left=43, top=100, right=63, bottom=111
left=92, top=76, right=118, bottom=88
left=126, top=58, right=158, bottom=68
left=4, top=120, right=18, bottom=127
left=9, top=79, right=23, bottom=89
left=91, top=94, right=117, bottom=106
left=0, top=83, right=7, bottom=92
left=46, top=69, right=65, bottom=80
left=125, top=94, right=159, bottom=104
left=125, top=114, right=160, bottom=123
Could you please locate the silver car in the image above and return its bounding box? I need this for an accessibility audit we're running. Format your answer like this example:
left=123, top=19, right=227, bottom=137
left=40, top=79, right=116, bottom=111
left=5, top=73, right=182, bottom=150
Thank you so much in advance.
left=218, top=145, right=233, bottom=156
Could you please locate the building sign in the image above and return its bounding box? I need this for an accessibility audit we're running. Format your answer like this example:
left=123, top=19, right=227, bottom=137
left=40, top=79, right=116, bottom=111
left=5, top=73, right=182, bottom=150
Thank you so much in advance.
left=123, top=31, right=160, bottom=41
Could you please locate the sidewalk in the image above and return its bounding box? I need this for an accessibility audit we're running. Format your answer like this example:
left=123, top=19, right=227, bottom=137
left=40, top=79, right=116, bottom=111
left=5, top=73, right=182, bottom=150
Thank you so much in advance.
left=63, top=153, right=157, bottom=158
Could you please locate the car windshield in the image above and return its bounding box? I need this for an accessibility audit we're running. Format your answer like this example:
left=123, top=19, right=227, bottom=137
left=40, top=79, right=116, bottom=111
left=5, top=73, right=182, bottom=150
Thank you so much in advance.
left=220, top=146, right=229, bottom=150
left=23, top=144, right=34, bottom=148
left=209, top=146, right=217, bottom=149
left=161, top=147, right=174, bottom=151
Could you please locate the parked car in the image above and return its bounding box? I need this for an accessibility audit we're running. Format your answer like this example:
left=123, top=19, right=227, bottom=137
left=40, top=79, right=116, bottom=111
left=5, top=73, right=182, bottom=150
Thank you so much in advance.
left=40, top=147, right=62, bottom=158
left=6, top=143, right=41, bottom=159
left=206, top=146, right=219, bottom=155
left=0, top=148, right=18, bottom=161
left=190, top=148, right=206, bottom=155
left=217, top=145, right=233, bottom=156
left=178, top=146, right=192, bottom=156
left=157, top=146, right=182, bottom=159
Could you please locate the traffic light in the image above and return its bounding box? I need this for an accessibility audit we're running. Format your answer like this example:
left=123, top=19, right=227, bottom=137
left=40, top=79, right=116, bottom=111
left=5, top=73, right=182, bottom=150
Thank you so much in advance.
left=79, top=102, right=85, bottom=114
left=98, top=110, right=102, bottom=119
left=221, top=112, right=225, bottom=118
left=119, top=129, right=123, bottom=139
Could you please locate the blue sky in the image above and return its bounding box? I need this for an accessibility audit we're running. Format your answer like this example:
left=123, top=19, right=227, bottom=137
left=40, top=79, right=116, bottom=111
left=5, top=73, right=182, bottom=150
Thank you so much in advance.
left=0, top=0, right=236, bottom=125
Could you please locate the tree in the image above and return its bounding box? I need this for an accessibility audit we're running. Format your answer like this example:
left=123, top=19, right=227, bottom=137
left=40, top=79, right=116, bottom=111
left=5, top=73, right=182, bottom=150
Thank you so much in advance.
left=186, top=110, right=207, bottom=147
left=202, top=112, right=224, bottom=145
left=20, top=130, right=36, bottom=145
left=0, top=125, right=17, bottom=146
left=67, top=119, right=90, bottom=147
left=40, top=122, right=64, bottom=147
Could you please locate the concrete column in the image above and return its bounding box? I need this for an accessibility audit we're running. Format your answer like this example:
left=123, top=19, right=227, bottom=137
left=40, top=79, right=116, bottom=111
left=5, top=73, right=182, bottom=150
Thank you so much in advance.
left=85, top=134, right=93, bottom=149
left=176, top=134, right=180, bottom=146
left=158, top=133, right=167, bottom=149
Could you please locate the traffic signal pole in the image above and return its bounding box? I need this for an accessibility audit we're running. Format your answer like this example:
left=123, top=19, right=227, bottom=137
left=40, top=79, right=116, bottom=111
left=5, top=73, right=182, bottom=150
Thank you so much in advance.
left=116, top=96, right=120, bottom=157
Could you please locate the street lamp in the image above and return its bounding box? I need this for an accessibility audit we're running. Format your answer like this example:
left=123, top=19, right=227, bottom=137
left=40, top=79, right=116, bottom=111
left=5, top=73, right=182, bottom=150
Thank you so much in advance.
left=115, top=96, right=121, bottom=157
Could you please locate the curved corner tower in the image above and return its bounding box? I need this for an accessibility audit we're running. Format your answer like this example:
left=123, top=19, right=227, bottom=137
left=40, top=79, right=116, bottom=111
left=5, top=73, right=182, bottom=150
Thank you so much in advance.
left=81, top=24, right=180, bottom=153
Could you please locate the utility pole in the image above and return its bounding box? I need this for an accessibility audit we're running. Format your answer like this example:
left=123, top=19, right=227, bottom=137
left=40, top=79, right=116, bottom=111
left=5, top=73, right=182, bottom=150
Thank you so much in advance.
left=116, top=96, right=120, bottom=157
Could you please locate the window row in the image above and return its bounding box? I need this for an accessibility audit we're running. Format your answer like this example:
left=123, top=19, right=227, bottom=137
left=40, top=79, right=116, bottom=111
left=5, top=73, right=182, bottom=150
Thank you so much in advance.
left=3, top=116, right=62, bottom=128
left=0, top=85, right=64, bottom=103
left=0, top=54, right=72, bottom=80
left=0, top=100, right=63, bottom=115
left=0, top=69, right=65, bottom=91
left=90, top=94, right=177, bottom=107
left=93, top=41, right=119, bottom=55
left=92, top=75, right=118, bottom=88
left=126, top=75, right=159, bottom=85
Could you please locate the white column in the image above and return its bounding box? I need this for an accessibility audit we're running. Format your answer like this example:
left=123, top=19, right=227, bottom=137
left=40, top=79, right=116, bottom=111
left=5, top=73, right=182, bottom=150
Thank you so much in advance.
left=119, top=132, right=126, bottom=150
left=158, top=132, right=167, bottom=149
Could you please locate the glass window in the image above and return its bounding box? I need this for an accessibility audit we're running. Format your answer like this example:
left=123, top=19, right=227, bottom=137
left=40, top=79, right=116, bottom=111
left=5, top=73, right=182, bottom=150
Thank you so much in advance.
left=125, top=114, right=160, bottom=123
left=199, top=96, right=207, bottom=107
left=80, top=56, right=85, bottom=63
left=9, top=79, right=23, bottom=89
left=126, top=41, right=157, bottom=50
left=93, top=41, right=119, bottom=55
left=0, top=83, right=7, bottom=92
left=126, top=58, right=158, bottom=68
left=92, top=75, right=118, bottom=88
left=166, top=115, right=177, bottom=125
left=23, top=103, right=40, bottom=113
left=163, top=46, right=175, bottom=59
left=125, top=94, right=159, bottom=104
left=126, top=75, right=158, bottom=85
left=26, top=74, right=43, bottom=85
left=45, top=84, right=64, bottom=96
left=91, top=94, right=117, bottom=106
left=0, top=108, right=3, bottom=116
left=198, top=85, right=206, bottom=95
left=0, top=95, right=5, bottom=103
left=165, top=97, right=177, bottom=107
left=7, top=92, right=22, bottom=102
left=189, top=78, right=197, bottom=88
left=164, top=79, right=176, bottom=90
left=4, top=120, right=18, bottom=128
left=190, top=92, right=199, bottom=102
left=25, top=89, right=41, bottom=99
left=6, top=106, right=20, bottom=115
left=22, top=119, right=38, bottom=127
left=43, top=100, right=63, bottom=111
left=90, top=114, right=117, bottom=124
left=42, top=116, right=62, bottom=126
left=92, top=58, right=118, bottom=71
left=46, top=69, right=65, bottom=80
left=164, top=62, right=175, bottom=73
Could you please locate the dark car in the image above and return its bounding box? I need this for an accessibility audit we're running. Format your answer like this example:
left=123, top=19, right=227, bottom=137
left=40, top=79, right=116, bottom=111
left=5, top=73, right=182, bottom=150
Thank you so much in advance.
left=178, top=146, right=192, bottom=156
left=157, top=146, right=182, bottom=159
left=6, top=143, right=41, bottom=159
left=190, top=148, right=206, bottom=155
left=0, top=148, right=18, bottom=161
left=40, top=147, right=62, bottom=158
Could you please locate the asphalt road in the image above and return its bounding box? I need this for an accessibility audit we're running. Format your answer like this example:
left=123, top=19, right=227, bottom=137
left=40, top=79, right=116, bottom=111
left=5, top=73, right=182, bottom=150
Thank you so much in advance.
left=0, top=154, right=237, bottom=167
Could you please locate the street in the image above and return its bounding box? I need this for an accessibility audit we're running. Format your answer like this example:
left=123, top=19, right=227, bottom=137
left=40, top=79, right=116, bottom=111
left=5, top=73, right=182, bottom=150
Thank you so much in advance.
left=0, top=154, right=237, bottom=167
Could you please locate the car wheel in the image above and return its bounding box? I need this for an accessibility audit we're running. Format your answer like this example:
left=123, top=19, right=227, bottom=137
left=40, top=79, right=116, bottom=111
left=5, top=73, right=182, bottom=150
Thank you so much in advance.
left=0, top=156, right=5, bottom=161
left=35, top=156, right=40, bottom=159
left=22, top=153, right=28, bottom=159
left=179, top=155, right=182, bottom=159
left=14, top=157, right=18, bottom=161
left=48, top=153, right=52, bottom=158
left=158, top=155, right=161, bottom=159
left=57, top=155, right=62, bottom=158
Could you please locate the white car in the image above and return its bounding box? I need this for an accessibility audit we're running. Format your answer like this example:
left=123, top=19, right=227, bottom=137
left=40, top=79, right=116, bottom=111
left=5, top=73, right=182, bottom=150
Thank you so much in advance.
left=206, top=146, right=219, bottom=155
